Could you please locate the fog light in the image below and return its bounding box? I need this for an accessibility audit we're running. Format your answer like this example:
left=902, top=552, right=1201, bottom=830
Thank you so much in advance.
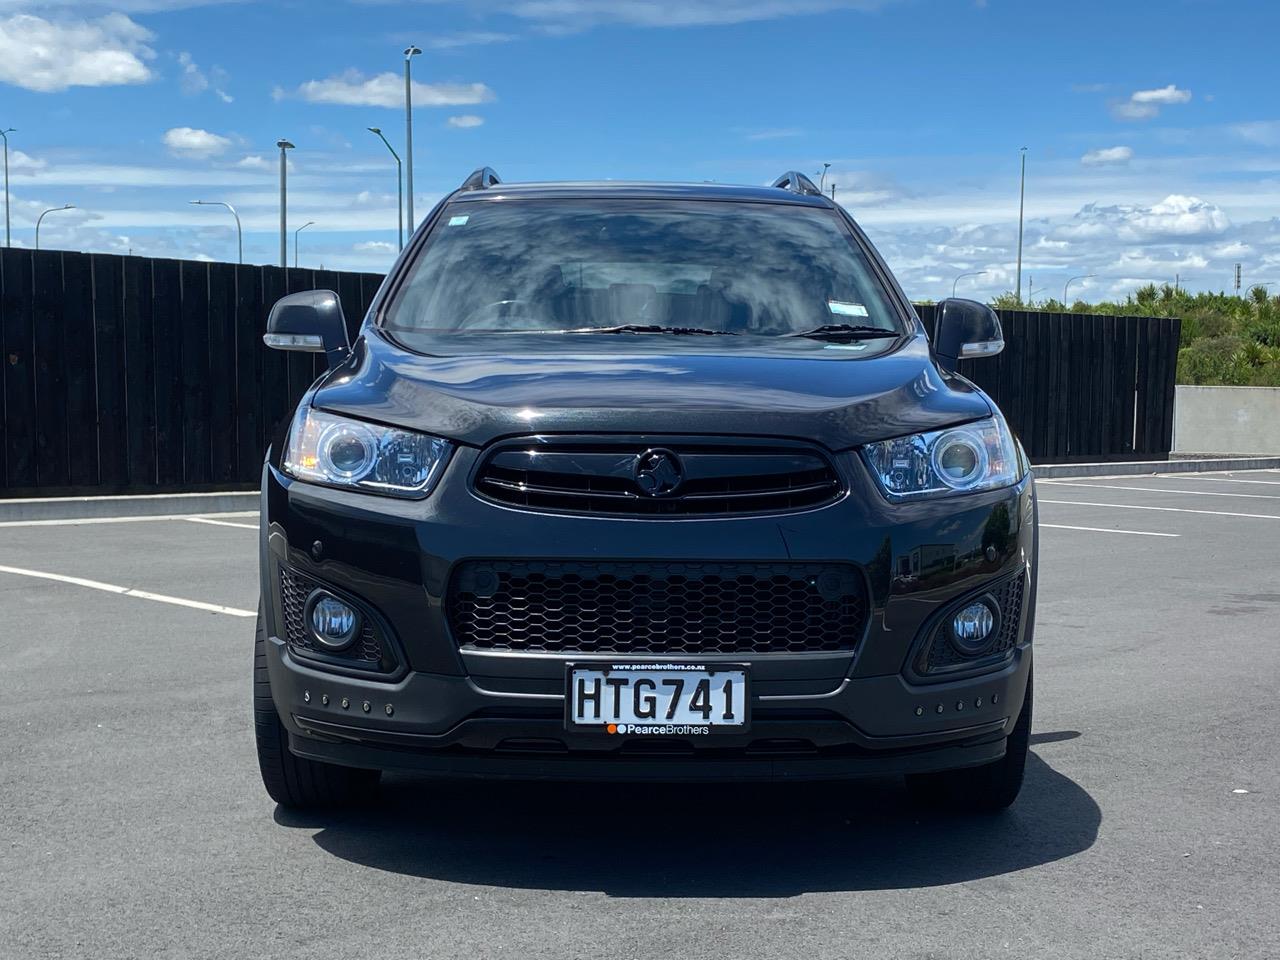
left=306, top=591, right=359, bottom=650
left=949, top=600, right=996, bottom=655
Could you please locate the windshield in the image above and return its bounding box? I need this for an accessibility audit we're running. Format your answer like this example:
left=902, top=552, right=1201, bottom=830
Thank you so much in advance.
left=381, top=199, right=905, bottom=341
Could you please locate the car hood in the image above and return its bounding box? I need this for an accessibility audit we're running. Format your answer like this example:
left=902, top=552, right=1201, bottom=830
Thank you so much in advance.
left=312, top=330, right=992, bottom=450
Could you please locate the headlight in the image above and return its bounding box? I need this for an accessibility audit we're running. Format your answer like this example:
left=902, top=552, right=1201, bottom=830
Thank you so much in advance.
left=862, top=415, right=1021, bottom=501
left=282, top=407, right=452, bottom=498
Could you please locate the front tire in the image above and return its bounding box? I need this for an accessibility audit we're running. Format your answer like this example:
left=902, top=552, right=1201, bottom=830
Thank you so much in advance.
left=254, top=605, right=380, bottom=809
left=906, top=668, right=1032, bottom=813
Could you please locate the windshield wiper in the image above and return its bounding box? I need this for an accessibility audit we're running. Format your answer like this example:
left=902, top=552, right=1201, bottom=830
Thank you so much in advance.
left=782, top=323, right=900, bottom=341
left=560, top=324, right=739, bottom=336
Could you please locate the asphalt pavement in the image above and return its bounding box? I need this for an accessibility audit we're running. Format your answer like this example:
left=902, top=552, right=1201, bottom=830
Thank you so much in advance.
left=2, top=470, right=1278, bottom=959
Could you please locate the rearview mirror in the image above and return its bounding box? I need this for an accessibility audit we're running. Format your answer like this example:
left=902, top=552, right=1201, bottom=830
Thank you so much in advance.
left=932, top=298, right=1003, bottom=372
left=264, top=289, right=350, bottom=369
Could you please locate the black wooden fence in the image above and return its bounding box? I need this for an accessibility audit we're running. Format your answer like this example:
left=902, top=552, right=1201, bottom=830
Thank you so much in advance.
left=0, top=248, right=382, bottom=497
left=0, top=248, right=1182, bottom=497
left=915, top=304, right=1181, bottom=465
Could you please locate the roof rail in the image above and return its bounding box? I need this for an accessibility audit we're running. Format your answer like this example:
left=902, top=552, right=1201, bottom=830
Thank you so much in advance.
left=771, top=171, right=824, bottom=197
left=460, top=167, right=502, bottom=191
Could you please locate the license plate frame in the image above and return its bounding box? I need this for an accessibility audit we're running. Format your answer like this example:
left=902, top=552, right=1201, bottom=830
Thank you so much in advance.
left=564, top=662, right=751, bottom=735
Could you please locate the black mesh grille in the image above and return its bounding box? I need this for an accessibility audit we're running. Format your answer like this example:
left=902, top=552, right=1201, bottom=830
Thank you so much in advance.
left=447, top=560, right=867, bottom=655
left=473, top=441, right=841, bottom=517
left=917, top=574, right=1025, bottom=675
left=279, top=567, right=389, bottom=669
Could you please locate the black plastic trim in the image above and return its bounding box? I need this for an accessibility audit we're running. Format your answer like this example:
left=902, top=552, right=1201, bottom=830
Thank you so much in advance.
left=276, top=560, right=408, bottom=681
left=903, top=568, right=1027, bottom=685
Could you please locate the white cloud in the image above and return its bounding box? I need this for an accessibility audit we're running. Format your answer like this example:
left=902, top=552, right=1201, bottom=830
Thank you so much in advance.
left=235, top=154, right=270, bottom=170
left=1111, top=84, right=1191, bottom=121
left=177, top=51, right=206, bottom=94
left=819, top=167, right=909, bottom=207
left=7, top=148, right=45, bottom=172
left=1211, top=240, right=1251, bottom=258
left=287, top=70, right=495, bottom=108
left=1230, top=121, right=1280, bottom=147
left=1111, top=101, right=1158, bottom=121
left=353, top=190, right=398, bottom=206
left=354, top=240, right=396, bottom=253
left=177, top=50, right=232, bottom=102
left=1054, top=195, right=1229, bottom=243
left=503, top=0, right=892, bottom=31
left=428, top=31, right=516, bottom=49
left=447, top=114, right=485, bottom=128
left=163, top=126, right=232, bottom=158
left=858, top=185, right=1262, bottom=303
left=1081, top=146, right=1133, bottom=166
left=0, top=13, right=154, bottom=92
left=1130, top=84, right=1191, bottom=105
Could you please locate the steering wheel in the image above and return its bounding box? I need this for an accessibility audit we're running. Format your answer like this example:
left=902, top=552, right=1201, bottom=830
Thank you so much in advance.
left=459, top=299, right=550, bottom=330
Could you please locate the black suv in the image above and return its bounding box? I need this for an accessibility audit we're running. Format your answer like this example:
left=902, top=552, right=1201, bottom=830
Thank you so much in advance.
left=255, top=169, right=1037, bottom=812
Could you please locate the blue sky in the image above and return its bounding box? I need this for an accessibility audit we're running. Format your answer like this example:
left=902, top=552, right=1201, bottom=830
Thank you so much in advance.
left=2, top=0, right=1278, bottom=302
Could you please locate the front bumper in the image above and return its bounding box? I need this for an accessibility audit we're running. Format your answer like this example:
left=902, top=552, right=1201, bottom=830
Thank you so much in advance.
left=268, top=634, right=1028, bottom=780
left=260, top=447, right=1037, bottom=781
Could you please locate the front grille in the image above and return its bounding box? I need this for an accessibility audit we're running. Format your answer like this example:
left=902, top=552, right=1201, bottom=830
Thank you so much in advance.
left=447, top=560, right=868, bottom=655
left=473, top=440, right=842, bottom=517
left=279, top=566, right=394, bottom=671
left=916, top=573, right=1025, bottom=675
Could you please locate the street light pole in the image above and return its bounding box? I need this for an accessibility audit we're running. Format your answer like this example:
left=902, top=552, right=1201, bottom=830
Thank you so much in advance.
left=35, top=203, right=74, bottom=250
left=276, top=139, right=294, bottom=268
left=404, top=46, right=422, bottom=234
left=1, top=127, right=13, bottom=248
left=189, top=200, right=242, bottom=264
left=368, top=127, right=403, bottom=249
left=1063, top=274, right=1096, bottom=304
left=952, top=270, right=987, bottom=298
left=819, top=162, right=831, bottom=192
left=294, top=221, right=315, bottom=269
left=1015, top=147, right=1027, bottom=304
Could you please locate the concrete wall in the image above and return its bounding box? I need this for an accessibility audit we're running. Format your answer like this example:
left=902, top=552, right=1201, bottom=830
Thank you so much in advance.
left=1174, top=385, right=1280, bottom=455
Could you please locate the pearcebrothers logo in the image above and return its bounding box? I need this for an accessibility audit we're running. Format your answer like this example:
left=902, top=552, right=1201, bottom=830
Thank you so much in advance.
left=608, top=723, right=710, bottom=736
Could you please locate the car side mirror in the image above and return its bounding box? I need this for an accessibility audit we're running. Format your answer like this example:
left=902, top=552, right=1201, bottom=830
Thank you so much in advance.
left=932, top=298, right=1004, bottom=372
left=264, top=289, right=351, bottom=369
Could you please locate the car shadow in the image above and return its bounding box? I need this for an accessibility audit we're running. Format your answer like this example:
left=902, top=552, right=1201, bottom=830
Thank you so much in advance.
left=277, top=744, right=1098, bottom=897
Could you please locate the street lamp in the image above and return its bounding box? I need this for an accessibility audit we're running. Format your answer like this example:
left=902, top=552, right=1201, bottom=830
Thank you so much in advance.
left=818, top=162, right=831, bottom=191
left=404, top=45, right=422, bottom=233
left=294, top=220, right=315, bottom=269
left=1063, top=274, right=1096, bottom=304
left=1, top=127, right=13, bottom=248
left=35, top=203, right=74, bottom=250
left=1015, top=147, right=1027, bottom=304
left=276, top=139, right=294, bottom=268
left=367, top=127, right=403, bottom=249
left=189, top=200, right=243, bottom=264
left=952, top=270, right=987, bottom=298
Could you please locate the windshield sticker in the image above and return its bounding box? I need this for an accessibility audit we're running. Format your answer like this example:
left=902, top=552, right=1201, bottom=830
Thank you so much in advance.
left=823, top=342, right=869, bottom=351
left=448, top=215, right=470, bottom=226
left=828, top=300, right=869, bottom=318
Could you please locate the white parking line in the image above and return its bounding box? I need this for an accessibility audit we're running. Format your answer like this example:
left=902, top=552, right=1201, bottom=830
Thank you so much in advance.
left=1040, top=499, right=1280, bottom=521
left=0, top=563, right=255, bottom=617
left=1157, top=474, right=1280, bottom=486
left=1040, top=481, right=1280, bottom=501
left=1040, top=523, right=1179, bottom=538
left=0, top=511, right=259, bottom=528
left=185, top=516, right=259, bottom=530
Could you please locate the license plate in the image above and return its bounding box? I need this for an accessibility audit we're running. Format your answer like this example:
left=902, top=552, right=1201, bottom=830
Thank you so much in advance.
left=566, top=663, right=749, bottom=734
